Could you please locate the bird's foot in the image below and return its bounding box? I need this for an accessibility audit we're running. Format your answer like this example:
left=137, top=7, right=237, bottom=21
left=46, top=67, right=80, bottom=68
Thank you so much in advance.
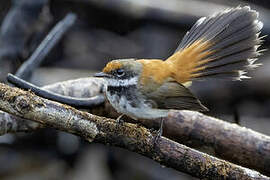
left=154, top=118, right=164, bottom=146
left=116, top=114, right=125, bottom=124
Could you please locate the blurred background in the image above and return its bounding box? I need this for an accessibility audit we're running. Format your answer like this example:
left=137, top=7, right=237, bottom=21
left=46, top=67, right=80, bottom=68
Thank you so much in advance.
left=0, top=0, right=270, bottom=179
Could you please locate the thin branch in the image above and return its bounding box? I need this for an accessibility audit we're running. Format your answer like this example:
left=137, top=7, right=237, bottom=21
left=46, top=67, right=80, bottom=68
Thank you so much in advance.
left=15, top=13, right=77, bottom=80
left=0, top=83, right=268, bottom=180
left=7, top=74, right=105, bottom=107
left=0, top=0, right=49, bottom=61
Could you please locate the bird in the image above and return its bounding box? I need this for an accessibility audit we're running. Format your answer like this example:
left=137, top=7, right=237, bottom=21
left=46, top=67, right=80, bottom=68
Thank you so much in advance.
left=94, top=6, right=264, bottom=134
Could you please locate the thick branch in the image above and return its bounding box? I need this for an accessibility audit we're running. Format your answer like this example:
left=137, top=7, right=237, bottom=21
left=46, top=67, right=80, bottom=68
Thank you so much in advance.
left=0, top=110, right=42, bottom=135
left=4, top=77, right=270, bottom=175
left=42, top=78, right=270, bottom=176
left=2, top=77, right=270, bottom=175
left=44, top=78, right=270, bottom=176
left=0, top=77, right=105, bottom=135
left=0, top=83, right=269, bottom=179
left=163, top=111, right=270, bottom=175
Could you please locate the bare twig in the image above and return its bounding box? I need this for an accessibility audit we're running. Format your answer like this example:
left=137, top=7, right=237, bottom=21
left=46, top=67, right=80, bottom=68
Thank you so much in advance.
left=5, top=11, right=104, bottom=107
left=0, top=0, right=49, bottom=61
left=0, top=0, right=50, bottom=82
left=15, top=13, right=77, bottom=80
left=0, top=83, right=268, bottom=179
left=7, top=74, right=105, bottom=107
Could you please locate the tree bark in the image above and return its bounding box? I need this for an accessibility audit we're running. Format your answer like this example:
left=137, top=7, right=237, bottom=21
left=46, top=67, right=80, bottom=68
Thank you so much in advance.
left=2, top=77, right=270, bottom=175
left=0, top=110, right=42, bottom=134
left=44, top=77, right=270, bottom=176
left=0, top=83, right=269, bottom=179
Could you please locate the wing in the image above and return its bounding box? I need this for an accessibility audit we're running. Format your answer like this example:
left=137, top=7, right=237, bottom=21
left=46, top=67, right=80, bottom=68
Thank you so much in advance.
left=145, top=81, right=208, bottom=112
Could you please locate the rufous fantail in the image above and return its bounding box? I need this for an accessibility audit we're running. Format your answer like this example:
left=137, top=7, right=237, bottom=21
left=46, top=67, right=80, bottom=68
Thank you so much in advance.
left=94, top=6, right=264, bottom=122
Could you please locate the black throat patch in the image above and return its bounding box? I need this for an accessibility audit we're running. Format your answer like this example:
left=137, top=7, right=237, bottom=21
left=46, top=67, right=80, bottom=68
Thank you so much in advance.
left=107, top=85, right=136, bottom=96
left=107, top=85, right=139, bottom=108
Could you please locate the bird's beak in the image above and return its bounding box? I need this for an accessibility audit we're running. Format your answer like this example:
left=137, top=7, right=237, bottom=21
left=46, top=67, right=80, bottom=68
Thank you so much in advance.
left=94, top=72, right=111, bottom=78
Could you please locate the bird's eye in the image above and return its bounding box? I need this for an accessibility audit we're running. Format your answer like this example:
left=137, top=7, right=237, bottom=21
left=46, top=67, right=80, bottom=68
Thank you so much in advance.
left=116, top=69, right=125, bottom=77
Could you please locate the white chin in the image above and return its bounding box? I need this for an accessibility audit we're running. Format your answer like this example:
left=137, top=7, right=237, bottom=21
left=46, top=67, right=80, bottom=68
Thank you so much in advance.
left=107, top=77, right=138, bottom=87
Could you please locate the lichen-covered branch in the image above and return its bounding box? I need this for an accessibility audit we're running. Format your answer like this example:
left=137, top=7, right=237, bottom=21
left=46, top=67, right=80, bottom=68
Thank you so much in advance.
left=0, top=110, right=42, bottom=135
left=0, top=83, right=269, bottom=179
left=164, top=111, right=270, bottom=176
left=43, top=77, right=270, bottom=176
left=0, top=77, right=105, bottom=135
left=137, top=110, right=270, bottom=176
left=2, top=77, right=270, bottom=176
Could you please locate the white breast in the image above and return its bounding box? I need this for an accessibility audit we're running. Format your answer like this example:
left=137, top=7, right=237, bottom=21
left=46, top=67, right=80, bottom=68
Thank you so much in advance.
left=106, top=90, right=169, bottom=120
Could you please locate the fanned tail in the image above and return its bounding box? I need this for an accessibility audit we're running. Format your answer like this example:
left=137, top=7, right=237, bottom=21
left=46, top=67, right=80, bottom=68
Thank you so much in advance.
left=166, top=6, right=265, bottom=83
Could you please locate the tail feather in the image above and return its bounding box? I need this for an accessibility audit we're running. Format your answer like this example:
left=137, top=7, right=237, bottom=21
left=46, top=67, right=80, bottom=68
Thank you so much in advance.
left=179, top=10, right=231, bottom=50
left=194, top=47, right=261, bottom=80
left=206, top=46, right=260, bottom=67
left=204, top=58, right=258, bottom=72
left=167, top=6, right=264, bottom=83
left=209, top=25, right=262, bottom=52
left=207, top=10, right=258, bottom=42
left=178, top=7, right=251, bottom=51
left=196, top=71, right=250, bottom=81
left=209, top=38, right=259, bottom=58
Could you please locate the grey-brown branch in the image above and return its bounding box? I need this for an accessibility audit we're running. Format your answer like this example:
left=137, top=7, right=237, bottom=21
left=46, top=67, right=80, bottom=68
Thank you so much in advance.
left=164, top=111, right=270, bottom=176
left=0, top=83, right=269, bottom=180
left=43, top=77, right=270, bottom=176
left=15, top=13, right=77, bottom=80
left=1, top=77, right=270, bottom=176
left=0, top=110, right=43, bottom=134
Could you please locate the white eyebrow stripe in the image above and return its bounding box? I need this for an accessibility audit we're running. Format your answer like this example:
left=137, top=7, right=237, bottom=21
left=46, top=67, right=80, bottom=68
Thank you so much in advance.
left=107, top=77, right=138, bottom=86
